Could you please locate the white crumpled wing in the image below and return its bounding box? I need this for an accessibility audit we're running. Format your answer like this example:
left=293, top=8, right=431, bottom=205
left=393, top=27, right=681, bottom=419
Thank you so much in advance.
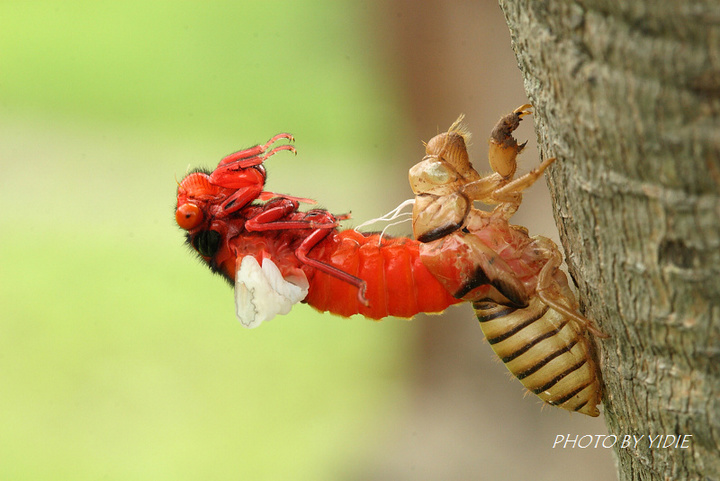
left=235, top=256, right=310, bottom=329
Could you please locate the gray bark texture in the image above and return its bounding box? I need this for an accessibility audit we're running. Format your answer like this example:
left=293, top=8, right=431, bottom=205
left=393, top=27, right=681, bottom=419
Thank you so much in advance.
left=498, top=1, right=720, bottom=480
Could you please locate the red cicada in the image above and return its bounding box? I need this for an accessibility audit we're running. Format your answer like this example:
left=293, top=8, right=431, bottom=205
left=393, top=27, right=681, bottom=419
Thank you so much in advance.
left=175, top=134, right=460, bottom=328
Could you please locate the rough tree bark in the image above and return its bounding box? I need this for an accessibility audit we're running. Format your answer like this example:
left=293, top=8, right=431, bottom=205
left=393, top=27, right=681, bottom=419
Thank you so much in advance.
left=498, top=1, right=720, bottom=479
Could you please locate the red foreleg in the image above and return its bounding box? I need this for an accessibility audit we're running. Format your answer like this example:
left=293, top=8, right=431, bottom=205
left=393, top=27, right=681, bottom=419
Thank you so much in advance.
left=218, top=183, right=317, bottom=218
left=295, top=226, right=369, bottom=306
left=216, top=133, right=295, bottom=167
left=210, top=143, right=296, bottom=188
left=244, top=204, right=369, bottom=304
left=217, top=182, right=264, bottom=217
left=244, top=202, right=339, bottom=232
left=210, top=134, right=296, bottom=191
left=207, top=134, right=299, bottom=217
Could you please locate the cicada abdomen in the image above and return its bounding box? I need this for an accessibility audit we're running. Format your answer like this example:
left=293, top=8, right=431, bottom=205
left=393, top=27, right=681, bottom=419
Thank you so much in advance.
left=408, top=106, right=605, bottom=416
left=304, top=229, right=461, bottom=320
left=474, top=297, right=601, bottom=416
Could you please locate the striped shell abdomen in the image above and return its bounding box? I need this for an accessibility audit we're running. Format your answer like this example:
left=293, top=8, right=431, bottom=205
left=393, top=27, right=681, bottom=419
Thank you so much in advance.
left=474, top=297, right=601, bottom=417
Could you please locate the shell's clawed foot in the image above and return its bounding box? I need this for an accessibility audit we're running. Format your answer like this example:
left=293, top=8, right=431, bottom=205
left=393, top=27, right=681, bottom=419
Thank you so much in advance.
left=488, top=105, right=533, bottom=179
left=514, top=103, right=533, bottom=117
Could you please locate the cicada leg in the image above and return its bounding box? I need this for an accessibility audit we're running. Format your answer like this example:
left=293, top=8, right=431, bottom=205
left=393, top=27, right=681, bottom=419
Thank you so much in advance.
left=217, top=181, right=264, bottom=218
left=488, top=103, right=532, bottom=179
left=244, top=202, right=369, bottom=305
left=534, top=247, right=609, bottom=339
left=490, top=155, right=555, bottom=200
left=245, top=198, right=302, bottom=231
left=217, top=133, right=296, bottom=169
left=211, top=134, right=297, bottom=217
left=456, top=155, right=554, bottom=221
left=295, top=229, right=369, bottom=306
left=210, top=133, right=296, bottom=190
left=461, top=104, right=553, bottom=219
left=488, top=156, right=556, bottom=218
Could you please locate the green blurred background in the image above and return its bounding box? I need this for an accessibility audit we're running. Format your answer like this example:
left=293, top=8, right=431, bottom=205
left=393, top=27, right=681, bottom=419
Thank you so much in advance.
left=1, top=2, right=415, bottom=479
left=0, top=1, right=614, bottom=480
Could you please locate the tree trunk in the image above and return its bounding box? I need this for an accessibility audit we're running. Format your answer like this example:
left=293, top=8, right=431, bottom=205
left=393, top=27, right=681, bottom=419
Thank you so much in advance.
left=498, top=1, right=720, bottom=479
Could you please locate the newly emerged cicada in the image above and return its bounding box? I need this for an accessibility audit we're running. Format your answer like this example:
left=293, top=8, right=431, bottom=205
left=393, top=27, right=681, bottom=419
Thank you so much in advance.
left=175, top=135, right=460, bottom=329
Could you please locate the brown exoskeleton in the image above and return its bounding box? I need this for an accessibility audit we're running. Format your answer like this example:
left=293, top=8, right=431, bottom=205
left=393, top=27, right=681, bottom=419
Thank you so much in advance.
left=410, top=105, right=605, bottom=416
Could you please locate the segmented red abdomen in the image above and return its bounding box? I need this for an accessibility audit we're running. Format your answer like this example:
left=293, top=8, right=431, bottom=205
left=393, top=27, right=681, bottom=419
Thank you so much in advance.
left=304, top=230, right=461, bottom=319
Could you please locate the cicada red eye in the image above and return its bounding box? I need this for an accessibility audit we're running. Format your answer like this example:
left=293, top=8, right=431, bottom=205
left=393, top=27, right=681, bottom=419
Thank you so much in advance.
left=176, top=203, right=203, bottom=230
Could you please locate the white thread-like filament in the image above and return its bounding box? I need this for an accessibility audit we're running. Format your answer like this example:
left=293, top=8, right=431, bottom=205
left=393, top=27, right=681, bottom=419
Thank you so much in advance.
left=353, top=198, right=416, bottom=245
left=353, top=198, right=415, bottom=232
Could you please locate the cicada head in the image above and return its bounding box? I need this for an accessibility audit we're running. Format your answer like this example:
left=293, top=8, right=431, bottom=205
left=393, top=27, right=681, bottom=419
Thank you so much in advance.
left=426, top=131, right=470, bottom=167
left=424, top=116, right=480, bottom=185
left=175, top=171, right=222, bottom=232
